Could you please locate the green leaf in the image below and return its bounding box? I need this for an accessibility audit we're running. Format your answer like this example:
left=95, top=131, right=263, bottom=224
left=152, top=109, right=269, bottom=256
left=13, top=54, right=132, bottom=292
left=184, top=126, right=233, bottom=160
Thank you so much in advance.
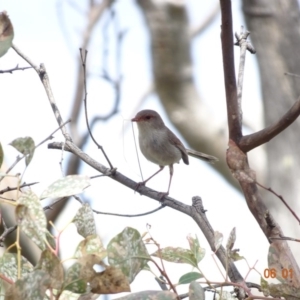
left=269, top=282, right=300, bottom=298
left=152, top=247, right=197, bottom=267
left=36, top=249, right=64, bottom=290
left=0, top=254, right=33, bottom=298
left=74, top=234, right=107, bottom=259
left=230, top=251, right=244, bottom=261
left=260, top=277, right=270, bottom=297
left=189, top=281, right=205, bottom=300
left=0, top=142, right=3, bottom=168
left=214, top=231, right=223, bottom=252
left=65, top=254, right=114, bottom=294
left=10, top=137, right=35, bottom=166
left=73, top=203, right=96, bottom=238
left=16, top=190, right=47, bottom=250
left=40, top=175, right=90, bottom=199
left=65, top=255, right=130, bottom=294
left=178, top=272, right=203, bottom=285
left=64, top=261, right=88, bottom=294
left=226, top=227, right=236, bottom=251
left=5, top=270, right=50, bottom=300
left=107, top=227, right=150, bottom=283
left=0, top=253, right=33, bottom=281
left=187, top=235, right=206, bottom=264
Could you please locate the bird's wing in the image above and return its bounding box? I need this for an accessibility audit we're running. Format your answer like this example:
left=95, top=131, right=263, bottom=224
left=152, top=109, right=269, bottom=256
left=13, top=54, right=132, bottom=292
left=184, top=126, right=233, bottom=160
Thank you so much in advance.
left=166, top=127, right=189, bottom=165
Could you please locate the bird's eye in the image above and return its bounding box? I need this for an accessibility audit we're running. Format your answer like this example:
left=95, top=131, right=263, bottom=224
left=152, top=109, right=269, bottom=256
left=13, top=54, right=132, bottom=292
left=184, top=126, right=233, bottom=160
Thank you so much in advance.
left=145, top=116, right=151, bottom=120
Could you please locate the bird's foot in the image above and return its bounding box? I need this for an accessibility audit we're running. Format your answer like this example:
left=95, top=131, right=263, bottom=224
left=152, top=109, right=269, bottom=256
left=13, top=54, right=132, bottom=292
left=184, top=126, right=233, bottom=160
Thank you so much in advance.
left=134, top=181, right=146, bottom=194
left=158, top=192, right=169, bottom=202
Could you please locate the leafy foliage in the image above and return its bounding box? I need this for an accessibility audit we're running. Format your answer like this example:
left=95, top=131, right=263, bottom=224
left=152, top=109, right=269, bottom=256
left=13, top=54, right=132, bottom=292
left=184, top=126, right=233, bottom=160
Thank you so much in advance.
left=0, top=173, right=214, bottom=299
left=9, top=137, right=35, bottom=166
left=107, top=227, right=151, bottom=283
left=16, top=190, right=48, bottom=250
left=40, top=175, right=90, bottom=199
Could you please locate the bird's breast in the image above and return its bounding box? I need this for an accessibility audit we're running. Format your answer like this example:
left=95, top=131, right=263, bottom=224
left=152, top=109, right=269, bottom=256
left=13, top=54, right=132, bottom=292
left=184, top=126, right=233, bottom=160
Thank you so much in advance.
left=138, top=128, right=182, bottom=166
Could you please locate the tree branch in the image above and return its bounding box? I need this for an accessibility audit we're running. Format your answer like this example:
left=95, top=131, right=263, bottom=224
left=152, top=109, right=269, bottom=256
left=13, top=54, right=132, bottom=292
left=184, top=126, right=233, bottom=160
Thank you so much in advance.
left=220, top=0, right=300, bottom=290
left=240, top=98, right=300, bottom=152
left=48, top=140, right=244, bottom=284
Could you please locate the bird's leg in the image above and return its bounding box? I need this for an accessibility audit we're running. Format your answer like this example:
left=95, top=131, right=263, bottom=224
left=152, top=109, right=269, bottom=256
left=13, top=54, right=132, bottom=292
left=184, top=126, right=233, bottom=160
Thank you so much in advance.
left=135, top=166, right=164, bottom=193
left=158, top=164, right=174, bottom=201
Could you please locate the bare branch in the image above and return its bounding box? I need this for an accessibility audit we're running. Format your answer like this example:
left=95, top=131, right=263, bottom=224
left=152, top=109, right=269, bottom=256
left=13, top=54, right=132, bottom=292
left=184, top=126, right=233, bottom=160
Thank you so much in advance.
left=220, top=0, right=241, bottom=141
left=12, top=45, right=70, bottom=140
left=0, top=65, right=32, bottom=74
left=240, top=99, right=300, bottom=152
left=234, top=27, right=256, bottom=130
left=0, top=182, right=38, bottom=195
left=256, top=181, right=300, bottom=224
left=80, top=49, right=114, bottom=169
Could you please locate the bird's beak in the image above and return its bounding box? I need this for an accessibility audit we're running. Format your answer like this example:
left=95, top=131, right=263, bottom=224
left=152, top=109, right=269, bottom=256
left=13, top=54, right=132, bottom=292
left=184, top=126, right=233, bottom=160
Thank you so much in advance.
left=131, top=117, right=138, bottom=122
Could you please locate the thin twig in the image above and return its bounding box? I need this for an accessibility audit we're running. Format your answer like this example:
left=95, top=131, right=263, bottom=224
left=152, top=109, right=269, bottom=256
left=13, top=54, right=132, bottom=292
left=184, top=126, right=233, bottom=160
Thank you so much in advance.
left=80, top=49, right=114, bottom=169
left=12, top=44, right=70, bottom=140
left=92, top=205, right=165, bottom=217
left=0, top=65, right=32, bottom=74
left=0, top=182, right=38, bottom=195
left=146, top=233, right=179, bottom=298
left=12, top=45, right=39, bottom=71
left=147, top=257, right=179, bottom=298
left=0, top=225, right=17, bottom=246
left=36, top=119, right=71, bottom=148
left=256, top=181, right=300, bottom=224
left=43, top=197, right=68, bottom=211
left=269, top=236, right=300, bottom=242
left=235, top=27, right=250, bottom=127
left=71, top=194, right=166, bottom=217
left=0, top=215, right=17, bottom=246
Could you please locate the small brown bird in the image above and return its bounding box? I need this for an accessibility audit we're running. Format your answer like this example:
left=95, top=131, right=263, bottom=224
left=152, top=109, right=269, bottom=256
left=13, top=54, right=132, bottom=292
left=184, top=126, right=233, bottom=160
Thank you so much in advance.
left=132, top=109, right=218, bottom=198
left=0, top=11, right=14, bottom=58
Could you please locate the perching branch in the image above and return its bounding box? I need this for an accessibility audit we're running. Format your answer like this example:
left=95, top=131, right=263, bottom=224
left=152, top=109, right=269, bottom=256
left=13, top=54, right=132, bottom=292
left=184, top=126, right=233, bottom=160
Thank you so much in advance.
left=48, top=140, right=244, bottom=284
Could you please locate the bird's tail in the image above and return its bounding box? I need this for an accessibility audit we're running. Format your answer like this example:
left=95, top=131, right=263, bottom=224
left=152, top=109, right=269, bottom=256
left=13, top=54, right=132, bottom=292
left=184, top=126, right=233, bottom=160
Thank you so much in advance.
left=186, top=149, right=218, bottom=163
